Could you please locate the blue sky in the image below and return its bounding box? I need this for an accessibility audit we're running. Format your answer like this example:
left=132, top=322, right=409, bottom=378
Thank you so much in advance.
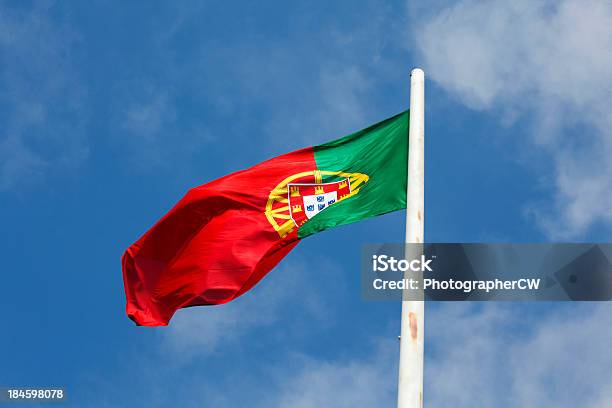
left=2, top=1, right=612, bottom=407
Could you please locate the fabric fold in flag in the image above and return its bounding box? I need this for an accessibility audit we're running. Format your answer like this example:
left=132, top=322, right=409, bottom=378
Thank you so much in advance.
left=122, top=111, right=409, bottom=326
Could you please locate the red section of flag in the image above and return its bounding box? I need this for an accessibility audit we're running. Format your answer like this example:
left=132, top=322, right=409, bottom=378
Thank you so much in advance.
left=122, top=147, right=315, bottom=326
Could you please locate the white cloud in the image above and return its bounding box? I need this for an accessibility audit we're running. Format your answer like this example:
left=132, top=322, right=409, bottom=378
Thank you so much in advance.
left=106, top=2, right=410, bottom=172
left=261, top=65, right=374, bottom=150
left=76, top=254, right=358, bottom=407
left=413, top=0, right=612, bottom=237
left=186, top=3, right=408, bottom=153
left=110, top=78, right=215, bottom=169
left=260, top=339, right=397, bottom=408
left=426, top=303, right=612, bottom=407
left=122, top=91, right=176, bottom=139
left=0, top=3, right=88, bottom=191
left=89, top=302, right=612, bottom=408
left=160, top=255, right=345, bottom=361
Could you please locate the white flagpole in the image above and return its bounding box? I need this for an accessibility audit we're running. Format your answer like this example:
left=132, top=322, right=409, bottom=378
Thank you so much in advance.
left=397, top=68, right=425, bottom=408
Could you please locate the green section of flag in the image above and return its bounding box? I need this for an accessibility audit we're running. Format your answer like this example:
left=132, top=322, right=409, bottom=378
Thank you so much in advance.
left=298, top=111, right=408, bottom=238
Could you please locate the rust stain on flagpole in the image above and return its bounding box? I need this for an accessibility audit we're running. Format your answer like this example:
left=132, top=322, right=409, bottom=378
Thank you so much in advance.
left=408, top=312, right=418, bottom=341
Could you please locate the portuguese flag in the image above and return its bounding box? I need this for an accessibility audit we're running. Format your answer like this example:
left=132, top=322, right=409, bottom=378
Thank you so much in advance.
left=123, top=111, right=408, bottom=326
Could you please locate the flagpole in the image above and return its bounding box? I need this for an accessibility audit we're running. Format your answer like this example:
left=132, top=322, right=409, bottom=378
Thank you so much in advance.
left=397, top=68, right=425, bottom=408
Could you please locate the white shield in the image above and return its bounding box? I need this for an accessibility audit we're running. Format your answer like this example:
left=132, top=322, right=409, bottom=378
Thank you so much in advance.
left=302, top=191, right=338, bottom=219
